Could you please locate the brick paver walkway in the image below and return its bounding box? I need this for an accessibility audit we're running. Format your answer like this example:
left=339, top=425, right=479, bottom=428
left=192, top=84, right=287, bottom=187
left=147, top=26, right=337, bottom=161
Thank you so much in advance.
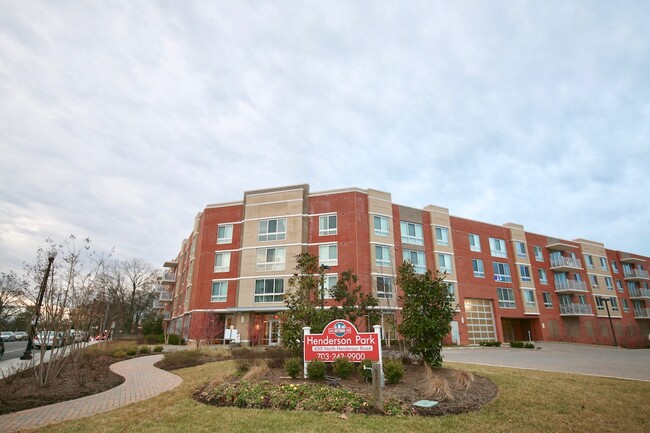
left=0, top=354, right=182, bottom=433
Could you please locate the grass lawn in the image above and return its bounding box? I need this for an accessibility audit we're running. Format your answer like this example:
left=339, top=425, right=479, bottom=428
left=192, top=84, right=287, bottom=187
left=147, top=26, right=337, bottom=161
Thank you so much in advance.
left=35, top=360, right=650, bottom=433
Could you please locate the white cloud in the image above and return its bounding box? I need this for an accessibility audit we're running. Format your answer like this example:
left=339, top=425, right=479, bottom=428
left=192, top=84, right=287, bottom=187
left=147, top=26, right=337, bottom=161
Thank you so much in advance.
left=1, top=1, right=649, bottom=272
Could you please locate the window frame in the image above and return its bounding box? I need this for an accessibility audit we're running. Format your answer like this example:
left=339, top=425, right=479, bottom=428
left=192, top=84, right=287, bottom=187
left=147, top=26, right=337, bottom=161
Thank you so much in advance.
left=400, top=221, right=424, bottom=246
left=319, top=244, right=338, bottom=267
left=403, top=249, right=426, bottom=274
left=515, top=241, right=527, bottom=258
left=435, top=226, right=449, bottom=246
left=217, top=224, right=234, bottom=244
left=254, top=278, right=285, bottom=303
left=493, top=262, right=512, bottom=282
left=376, top=275, right=395, bottom=299
left=489, top=237, right=508, bottom=258
left=534, top=246, right=544, bottom=262
left=469, top=234, right=481, bottom=252
left=472, top=259, right=485, bottom=278
left=211, top=281, right=228, bottom=302
left=214, top=252, right=231, bottom=273
left=258, top=218, right=287, bottom=242
left=375, top=245, right=391, bottom=268
left=519, top=264, right=532, bottom=282
left=256, top=247, right=286, bottom=271
left=438, top=253, right=453, bottom=274
left=538, top=268, right=548, bottom=284
left=319, top=214, right=337, bottom=236
left=542, top=291, right=553, bottom=308
left=523, top=289, right=536, bottom=307
left=373, top=215, right=389, bottom=237
left=497, top=287, right=516, bottom=309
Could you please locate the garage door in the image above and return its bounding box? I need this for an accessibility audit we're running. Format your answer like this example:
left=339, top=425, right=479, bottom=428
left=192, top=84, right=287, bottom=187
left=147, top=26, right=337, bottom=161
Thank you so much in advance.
left=464, top=298, right=497, bottom=344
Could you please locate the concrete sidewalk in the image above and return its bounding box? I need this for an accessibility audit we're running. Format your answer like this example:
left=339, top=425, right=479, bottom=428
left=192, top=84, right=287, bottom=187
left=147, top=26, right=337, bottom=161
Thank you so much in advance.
left=0, top=354, right=183, bottom=433
left=443, top=342, right=650, bottom=381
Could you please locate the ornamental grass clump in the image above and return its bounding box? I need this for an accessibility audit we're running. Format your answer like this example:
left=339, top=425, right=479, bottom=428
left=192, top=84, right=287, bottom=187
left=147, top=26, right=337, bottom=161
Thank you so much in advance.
left=424, top=365, right=454, bottom=401
left=452, top=369, right=475, bottom=392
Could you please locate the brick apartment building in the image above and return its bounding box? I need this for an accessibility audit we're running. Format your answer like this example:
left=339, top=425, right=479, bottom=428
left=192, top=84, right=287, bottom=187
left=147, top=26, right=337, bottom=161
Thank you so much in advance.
left=154, top=185, right=650, bottom=348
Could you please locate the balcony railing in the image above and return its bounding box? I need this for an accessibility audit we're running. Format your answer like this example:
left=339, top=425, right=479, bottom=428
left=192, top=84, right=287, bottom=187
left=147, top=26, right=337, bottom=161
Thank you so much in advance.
left=554, top=280, right=588, bottom=293
left=629, top=288, right=650, bottom=299
left=153, top=300, right=165, bottom=309
left=559, top=303, right=593, bottom=316
left=624, top=269, right=650, bottom=280
left=161, top=272, right=176, bottom=284
left=159, top=291, right=173, bottom=301
left=634, top=308, right=650, bottom=319
left=550, top=256, right=583, bottom=271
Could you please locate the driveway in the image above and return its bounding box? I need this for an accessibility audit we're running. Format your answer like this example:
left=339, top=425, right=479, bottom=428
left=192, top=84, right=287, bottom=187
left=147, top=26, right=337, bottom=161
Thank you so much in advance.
left=442, top=342, right=650, bottom=381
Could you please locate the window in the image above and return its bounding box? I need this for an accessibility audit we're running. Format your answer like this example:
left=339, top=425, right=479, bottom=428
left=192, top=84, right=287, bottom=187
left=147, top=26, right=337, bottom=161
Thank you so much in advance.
left=469, top=234, right=481, bottom=252
left=472, top=259, right=485, bottom=278
left=373, top=215, right=389, bottom=237
left=519, top=265, right=531, bottom=282
left=595, top=296, right=604, bottom=311
left=489, top=238, right=508, bottom=258
left=515, top=241, right=527, bottom=258
left=217, top=224, right=233, bottom=244
left=589, top=274, right=598, bottom=289
left=542, top=291, right=553, bottom=308
left=605, top=277, right=613, bottom=291
left=214, top=252, right=231, bottom=272
left=375, top=245, right=391, bottom=267
left=256, top=247, right=286, bottom=271
left=438, top=253, right=453, bottom=273
left=497, top=288, right=516, bottom=308
left=258, top=218, right=287, bottom=241
left=254, top=279, right=285, bottom=303
left=524, top=289, right=536, bottom=307
left=319, top=244, right=338, bottom=266
left=493, top=262, right=512, bottom=282
left=403, top=250, right=426, bottom=273
left=600, top=257, right=608, bottom=271
left=610, top=297, right=619, bottom=311
left=319, top=214, right=337, bottom=236
left=616, top=279, right=624, bottom=293
left=538, top=268, right=548, bottom=284
left=400, top=221, right=424, bottom=245
left=622, top=298, right=629, bottom=312
left=534, top=246, right=544, bottom=262
left=436, top=227, right=449, bottom=246
left=447, top=283, right=456, bottom=301
left=211, top=281, right=227, bottom=302
left=578, top=295, right=587, bottom=305
left=585, top=254, right=594, bottom=269
left=376, top=276, right=394, bottom=299
left=611, top=261, right=619, bottom=273
left=322, top=275, right=338, bottom=299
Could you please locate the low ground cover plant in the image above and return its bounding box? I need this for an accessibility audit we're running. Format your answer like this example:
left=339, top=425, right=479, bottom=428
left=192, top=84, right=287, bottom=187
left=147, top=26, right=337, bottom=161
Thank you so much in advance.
left=479, top=341, right=502, bottom=347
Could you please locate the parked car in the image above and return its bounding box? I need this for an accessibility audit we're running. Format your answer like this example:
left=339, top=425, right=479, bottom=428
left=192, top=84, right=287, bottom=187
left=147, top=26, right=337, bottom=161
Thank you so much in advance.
left=33, top=331, right=65, bottom=349
left=13, top=331, right=29, bottom=341
left=0, top=331, right=16, bottom=342
left=0, top=340, right=4, bottom=359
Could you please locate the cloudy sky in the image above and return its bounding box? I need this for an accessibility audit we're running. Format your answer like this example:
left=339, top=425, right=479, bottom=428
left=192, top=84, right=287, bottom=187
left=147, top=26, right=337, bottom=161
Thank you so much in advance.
left=1, top=1, right=649, bottom=273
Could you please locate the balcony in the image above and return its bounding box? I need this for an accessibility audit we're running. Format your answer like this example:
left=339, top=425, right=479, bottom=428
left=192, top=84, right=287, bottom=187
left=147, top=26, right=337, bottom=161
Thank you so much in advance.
left=153, top=300, right=165, bottom=309
left=161, top=272, right=176, bottom=285
left=162, top=311, right=171, bottom=321
left=550, top=256, right=583, bottom=272
left=159, top=291, right=173, bottom=301
left=559, top=303, right=593, bottom=316
left=623, top=269, right=650, bottom=281
left=554, top=280, right=589, bottom=294
left=633, top=308, right=650, bottom=319
left=629, top=288, right=650, bottom=299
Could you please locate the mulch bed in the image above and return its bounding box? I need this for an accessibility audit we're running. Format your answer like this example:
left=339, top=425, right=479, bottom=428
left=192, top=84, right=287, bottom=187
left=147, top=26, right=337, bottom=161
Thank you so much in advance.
left=0, top=354, right=125, bottom=415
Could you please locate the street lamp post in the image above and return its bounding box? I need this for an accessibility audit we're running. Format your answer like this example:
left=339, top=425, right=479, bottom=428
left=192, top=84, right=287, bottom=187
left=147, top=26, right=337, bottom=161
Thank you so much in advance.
left=599, top=297, right=619, bottom=347
left=319, top=265, right=331, bottom=309
left=20, top=252, right=56, bottom=360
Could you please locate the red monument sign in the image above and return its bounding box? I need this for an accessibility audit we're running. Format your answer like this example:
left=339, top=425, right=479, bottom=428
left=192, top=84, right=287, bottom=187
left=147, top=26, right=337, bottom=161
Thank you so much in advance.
left=304, top=319, right=381, bottom=362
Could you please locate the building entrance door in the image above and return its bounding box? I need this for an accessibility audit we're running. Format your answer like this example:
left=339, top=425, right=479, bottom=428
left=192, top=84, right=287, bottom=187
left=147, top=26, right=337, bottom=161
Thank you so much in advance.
left=268, top=319, right=280, bottom=346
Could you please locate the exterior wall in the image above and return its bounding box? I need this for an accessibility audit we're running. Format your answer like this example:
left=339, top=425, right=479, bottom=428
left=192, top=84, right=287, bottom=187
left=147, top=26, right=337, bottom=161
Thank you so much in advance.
left=158, top=184, right=650, bottom=348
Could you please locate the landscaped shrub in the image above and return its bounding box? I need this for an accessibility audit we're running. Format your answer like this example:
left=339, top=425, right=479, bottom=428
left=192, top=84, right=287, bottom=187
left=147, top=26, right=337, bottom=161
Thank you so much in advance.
left=153, top=345, right=164, bottom=353
left=158, top=349, right=204, bottom=370
left=125, top=347, right=137, bottom=356
left=111, top=350, right=127, bottom=359
left=306, top=360, right=326, bottom=380
left=284, top=357, right=302, bottom=378
left=509, top=341, right=525, bottom=348
left=332, top=357, right=354, bottom=379
left=452, top=369, right=475, bottom=392
left=424, top=366, right=454, bottom=401
left=524, top=342, right=535, bottom=349
left=383, top=359, right=405, bottom=384
left=235, top=359, right=253, bottom=375
left=242, top=363, right=269, bottom=381
left=359, top=359, right=373, bottom=380
left=144, top=333, right=164, bottom=344
left=264, top=346, right=292, bottom=368
left=479, top=341, right=502, bottom=347
left=167, top=334, right=185, bottom=345
left=138, top=346, right=151, bottom=354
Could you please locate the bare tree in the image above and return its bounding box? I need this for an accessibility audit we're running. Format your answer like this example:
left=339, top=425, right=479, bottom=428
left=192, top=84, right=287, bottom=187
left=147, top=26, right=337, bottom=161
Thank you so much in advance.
left=0, top=271, right=27, bottom=327
left=120, top=258, right=158, bottom=334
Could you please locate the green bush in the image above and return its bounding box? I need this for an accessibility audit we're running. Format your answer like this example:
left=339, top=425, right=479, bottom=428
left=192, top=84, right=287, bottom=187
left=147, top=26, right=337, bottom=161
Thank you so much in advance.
left=359, top=359, right=373, bottom=380
left=125, top=347, right=137, bottom=356
left=479, top=341, right=502, bottom=347
left=143, top=333, right=164, bottom=344
left=306, top=360, right=326, bottom=380
left=524, top=342, right=535, bottom=349
left=284, top=357, right=302, bottom=378
left=158, top=350, right=204, bottom=370
left=112, top=350, right=127, bottom=358
left=153, top=345, right=164, bottom=353
left=383, top=359, right=405, bottom=384
left=510, top=341, right=525, bottom=348
left=167, top=334, right=185, bottom=345
left=332, top=357, right=354, bottom=379
left=139, top=346, right=151, bottom=354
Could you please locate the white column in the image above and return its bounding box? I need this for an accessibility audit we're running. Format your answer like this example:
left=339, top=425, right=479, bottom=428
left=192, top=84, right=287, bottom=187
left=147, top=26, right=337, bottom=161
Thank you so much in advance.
left=302, top=326, right=311, bottom=378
